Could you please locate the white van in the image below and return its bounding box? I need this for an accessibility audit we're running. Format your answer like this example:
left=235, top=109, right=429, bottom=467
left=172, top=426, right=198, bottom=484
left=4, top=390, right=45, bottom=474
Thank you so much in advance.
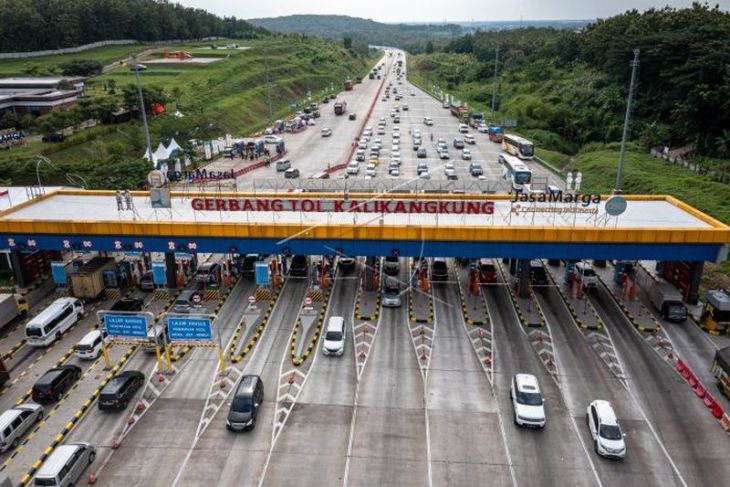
left=275, top=159, right=291, bottom=172
left=575, top=262, right=598, bottom=289
left=74, top=329, right=107, bottom=360
left=0, top=403, right=43, bottom=452
left=459, top=123, right=469, bottom=133
left=26, top=298, right=84, bottom=347
left=33, top=442, right=96, bottom=486
left=322, top=316, right=346, bottom=356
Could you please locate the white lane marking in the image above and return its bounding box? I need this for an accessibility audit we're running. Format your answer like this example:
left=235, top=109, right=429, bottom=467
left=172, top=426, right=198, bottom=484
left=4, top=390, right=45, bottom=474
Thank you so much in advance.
left=548, top=321, right=604, bottom=487
left=481, top=289, right=518, bottom=487
left=598, top=285, right=688, bottom=487
left=422, top=288, right=437, bottom=487
left=171, top=280, right=289, bottom=487
left=343, top=280, right=385, bottom=486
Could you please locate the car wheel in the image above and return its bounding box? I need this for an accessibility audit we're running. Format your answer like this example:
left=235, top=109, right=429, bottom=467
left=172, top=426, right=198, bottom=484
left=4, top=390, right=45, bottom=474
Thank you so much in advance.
left=56, top=392, right=62, bottom=401
left=11, top=438, right=19, bottom=449
left=594, top=440, right=599, bottom=454
left=513, top=411, right=518, bottom=425
left=586, top=413, right=589, bottom=426
left=89, top=451, right=96, bottom=463
left=37, top=411, right=44, bottom=421
left=55, top=332, right=61, bottom=343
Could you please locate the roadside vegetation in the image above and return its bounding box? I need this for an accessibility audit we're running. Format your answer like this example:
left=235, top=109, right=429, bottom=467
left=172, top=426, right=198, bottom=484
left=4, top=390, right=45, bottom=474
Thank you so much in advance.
left=408, top=4, right=730, bottom=224
left=0, top=37, right=378, bottom=189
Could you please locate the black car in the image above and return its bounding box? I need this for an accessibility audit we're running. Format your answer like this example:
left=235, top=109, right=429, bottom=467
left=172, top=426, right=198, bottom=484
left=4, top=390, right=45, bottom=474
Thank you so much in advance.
left=339, top=257, right=356, bottom=272
left=431, top=259, right=449, bottom=281
left=241, top=254, right=260, bottom=277
left=530, top=260, right=549, bottom=286
left=227, top=375, right=264, bottom=431
left=98, top=370, right=145, bottom=410
left=289, top=255, right=309, bottom=277
left=109, top=298, right=144, bottom=312
left=139, top=271, right=155, bottom=291
left=349, top=113, right=357, bottom=120
left=41, top=133, right=64, bottom=143
left=32, top=365, right=82, bottom=403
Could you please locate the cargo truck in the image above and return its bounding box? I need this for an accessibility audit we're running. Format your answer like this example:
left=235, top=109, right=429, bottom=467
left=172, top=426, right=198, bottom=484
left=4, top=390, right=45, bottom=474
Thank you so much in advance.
left=69, top=257, right=116, bottom=300
left=0, top=293, right=28, bottom=329
left=468, top=112, right=484, bottom=128
left=700, top=290, right=730, bottom=333
left=450, top=102, right=468, bottom=120
left=488, top=126, right=504, bottom=142
left=649, top=281, right=688, bottom=322
left=334, top=101, right=347, bottom=115
left=712, top=346, right=730, bottom=399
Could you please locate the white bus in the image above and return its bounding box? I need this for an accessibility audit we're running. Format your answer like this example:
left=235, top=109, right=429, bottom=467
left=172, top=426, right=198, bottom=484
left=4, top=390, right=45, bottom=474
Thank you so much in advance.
left=502, top=134, right=535, bottom=159
left=499, top=154, right=533, bottom=193
left=26, top=298, right=84, bottom=347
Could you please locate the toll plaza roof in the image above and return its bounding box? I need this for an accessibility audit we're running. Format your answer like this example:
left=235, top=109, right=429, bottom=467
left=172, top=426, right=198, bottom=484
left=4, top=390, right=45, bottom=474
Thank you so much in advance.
left=0, top=189, right=728, bottom=261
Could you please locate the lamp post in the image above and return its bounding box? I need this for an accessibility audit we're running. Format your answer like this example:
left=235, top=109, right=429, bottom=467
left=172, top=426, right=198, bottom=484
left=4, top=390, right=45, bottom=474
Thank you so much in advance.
left=132, top=55, right=153, bottom=164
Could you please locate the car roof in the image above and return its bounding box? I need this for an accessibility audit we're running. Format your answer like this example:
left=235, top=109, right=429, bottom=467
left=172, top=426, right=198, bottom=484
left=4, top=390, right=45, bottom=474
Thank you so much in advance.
left=236, top=375, right=260, bottom=396
left=593, top=400, right=618, bottom=424
left=515, top=373, right=540, bottom=392
left=78, top=329, right=103, bottom=346
left=35, top=443, right=87, bottom=477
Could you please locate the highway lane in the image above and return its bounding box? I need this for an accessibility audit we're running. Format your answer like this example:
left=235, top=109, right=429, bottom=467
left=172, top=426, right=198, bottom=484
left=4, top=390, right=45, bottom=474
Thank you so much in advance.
left=233, top=54, right=389, bottom=191
left=262, top=266, right=360, bottom=485
left=429, top=281, right=512, bottom=485
left=484, top=279, right=596, bottom=486
left=345, top=289, right=428, bottom=485
left=74, top=278, right=253, bottom=485
left=535, top=284, right=683, bottom=486
left=166, top=278, right=308, bottom=486
left=591, top=285, right=728, bottom=486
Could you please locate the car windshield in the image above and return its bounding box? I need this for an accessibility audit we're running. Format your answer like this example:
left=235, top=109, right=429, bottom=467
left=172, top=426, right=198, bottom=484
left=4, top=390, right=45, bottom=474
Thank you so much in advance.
left=516, top=390, right=543, bottom=406
left=231, top=396, right=253, bottom=413
left=599, top=424, right=622, bottom=440
left=582, top=268, right=596, bottom=277
left=26, top=326, right=42, bottom=337
left=325, top=331, right=343, bottom=341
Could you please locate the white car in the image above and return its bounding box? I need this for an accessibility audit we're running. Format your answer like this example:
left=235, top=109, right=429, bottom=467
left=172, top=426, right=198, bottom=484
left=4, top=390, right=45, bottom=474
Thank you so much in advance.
left=379, top=117, right=386, bottom=125
left=477, top=124, right=489, bottom=133
left=464, top=134, right=475, bottom=144
left=419, top=171, right=431, bottom=180
left=347, top=161, right=360, bottom=175
left=322, top=317, right=346, bottom=357
left=439, top=149, right=450, bottom=160
left=391, top=151, right=401, bottom=159
left=587, top=400, right=626, bottom=459
left=365, top=167, right=376, bottom=177
left=307, top=119, right=316, bottom=126
left=391, top=145, right=400, bottom=152
left=321, top=128, right=332, bottom=137
left=377, top=126, right=386, bottom=135
left=458, top=123, right=469, bottom=133
left=264, top=135, right=282, bottom=144
left=511, top=374, right=546, bottom=428
left=423, top=117, right=434, bottom=126
left=461, top=149, right=472, bottom=160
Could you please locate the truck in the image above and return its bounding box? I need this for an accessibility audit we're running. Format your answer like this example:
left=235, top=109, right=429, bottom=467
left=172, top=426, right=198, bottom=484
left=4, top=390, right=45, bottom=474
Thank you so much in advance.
left=700, top=289, right=730, bottom=333
left=712, top=346, right=730, bottom=399
left=488, top=126, right=504, bottom=142
left=69, top=257, right=116, bottom=300
left=468, top=112, right=485, bottom=128
left=344, top=79, right=353, bottom=91
left=649, top=281, right=688, bottom=322
left=449, top=102, right=468, bottom=120
left=334, top=100, right=347, bottom=116
left=0, top=293, right=28, bottom=329
left=369, top=72, right=375, bottom=80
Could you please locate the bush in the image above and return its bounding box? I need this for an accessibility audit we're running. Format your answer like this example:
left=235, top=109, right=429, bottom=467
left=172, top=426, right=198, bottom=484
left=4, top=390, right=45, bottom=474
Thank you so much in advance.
left=59, top=60, right=103, bottom=77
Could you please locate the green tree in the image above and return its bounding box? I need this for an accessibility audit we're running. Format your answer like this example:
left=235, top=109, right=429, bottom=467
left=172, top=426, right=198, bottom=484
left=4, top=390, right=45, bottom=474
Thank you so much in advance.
left=59, top=60, right=103, bottom=77
left=425, top=41, right=434, bottom=54
left=343, top=37, right=352, bottom=49
left=715, top=129, right=730, bottom=158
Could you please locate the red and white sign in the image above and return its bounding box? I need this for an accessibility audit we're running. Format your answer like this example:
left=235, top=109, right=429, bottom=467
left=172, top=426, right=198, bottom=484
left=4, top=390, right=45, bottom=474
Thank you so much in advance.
left=192, top=293, right=202, bottom=304
left=248, top=296, right=256, bottom=305
left=304, top=297, right=313, bottom=306
left=191, top=197, right=495, bottom=215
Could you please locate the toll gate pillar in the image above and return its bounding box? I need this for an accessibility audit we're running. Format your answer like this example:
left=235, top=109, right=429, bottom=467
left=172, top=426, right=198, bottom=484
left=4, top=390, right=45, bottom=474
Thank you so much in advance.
left=687, top=261, right=703, bottom=305
left=9, top=250, right=30, bottom=289
left=518, top=258, right=531, bottom=299
left=165, top=252, right=177, bottom=289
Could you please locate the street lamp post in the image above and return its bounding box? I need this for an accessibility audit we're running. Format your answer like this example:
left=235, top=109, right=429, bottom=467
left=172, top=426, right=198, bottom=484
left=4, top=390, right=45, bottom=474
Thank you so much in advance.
left=614, top=49, right=640, bottom=194
left=132, top=55, right=153, bottom=164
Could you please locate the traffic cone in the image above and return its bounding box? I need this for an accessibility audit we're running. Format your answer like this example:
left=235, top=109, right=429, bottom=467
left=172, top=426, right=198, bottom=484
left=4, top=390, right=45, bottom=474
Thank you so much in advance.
left=88, top=471, right=97, bottom=484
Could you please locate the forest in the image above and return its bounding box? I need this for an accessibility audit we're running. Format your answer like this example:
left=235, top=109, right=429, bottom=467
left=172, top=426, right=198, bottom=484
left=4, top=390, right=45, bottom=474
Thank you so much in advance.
left=0, top=0, right=266, bottom=52
left=411, top=3, right=730, bottom=158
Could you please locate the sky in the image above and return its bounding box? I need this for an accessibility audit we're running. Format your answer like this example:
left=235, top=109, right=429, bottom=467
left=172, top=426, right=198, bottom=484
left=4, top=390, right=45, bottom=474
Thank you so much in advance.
left=175, top=0, right=730, bottom=22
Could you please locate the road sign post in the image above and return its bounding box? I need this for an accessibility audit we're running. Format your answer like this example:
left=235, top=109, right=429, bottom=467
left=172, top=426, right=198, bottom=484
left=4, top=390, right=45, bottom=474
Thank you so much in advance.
left=98, top=311, right=154, bottom=369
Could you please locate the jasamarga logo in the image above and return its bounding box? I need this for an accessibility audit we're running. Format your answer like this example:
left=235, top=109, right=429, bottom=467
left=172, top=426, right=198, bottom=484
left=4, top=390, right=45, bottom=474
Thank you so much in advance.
left=511, top=189, right=601, bottom=207
left=167, top=169, right=234, bottom=182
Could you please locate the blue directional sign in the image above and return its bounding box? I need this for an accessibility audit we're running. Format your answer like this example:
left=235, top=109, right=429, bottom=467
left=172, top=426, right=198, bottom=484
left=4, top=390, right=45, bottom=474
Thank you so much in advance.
left=255, top=262, right=270, bottom=286
left=168, top=316, right=213, bottom=341
left=51, top=262, right=67, bottom=285
left=152, top=262, right=167, bottom=285
left=104, top=314, right=148, bottom=338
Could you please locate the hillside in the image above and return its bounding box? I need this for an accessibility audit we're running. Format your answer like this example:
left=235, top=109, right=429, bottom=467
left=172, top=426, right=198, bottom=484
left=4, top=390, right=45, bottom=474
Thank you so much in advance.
left=248, top=14, right=463, bottom=50
left=0, top=37, right=378, bottom=189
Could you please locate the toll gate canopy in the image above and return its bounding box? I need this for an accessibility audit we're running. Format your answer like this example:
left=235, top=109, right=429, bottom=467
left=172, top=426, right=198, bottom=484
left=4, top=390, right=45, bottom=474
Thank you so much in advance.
left=0, top=189, right=728, bottom=261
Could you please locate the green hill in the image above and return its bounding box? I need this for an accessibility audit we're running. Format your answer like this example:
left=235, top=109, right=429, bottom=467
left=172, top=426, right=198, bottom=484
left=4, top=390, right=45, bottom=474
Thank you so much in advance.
left=248, top=14, right=463, bottom=50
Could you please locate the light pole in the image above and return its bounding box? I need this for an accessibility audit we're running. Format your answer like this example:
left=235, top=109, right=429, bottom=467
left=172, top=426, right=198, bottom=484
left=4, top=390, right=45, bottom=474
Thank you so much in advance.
left=614, top=49, right=640, bottom=194
left=132, top=55, right=153, bottom=164
left=491, top=47, right=499, bottom=118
